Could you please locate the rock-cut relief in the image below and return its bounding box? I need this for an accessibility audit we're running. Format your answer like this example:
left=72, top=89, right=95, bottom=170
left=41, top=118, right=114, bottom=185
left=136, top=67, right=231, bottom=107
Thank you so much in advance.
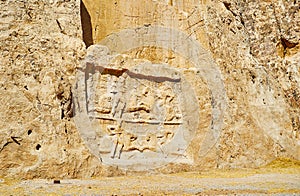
left=88, top=68, right=183, bottom=160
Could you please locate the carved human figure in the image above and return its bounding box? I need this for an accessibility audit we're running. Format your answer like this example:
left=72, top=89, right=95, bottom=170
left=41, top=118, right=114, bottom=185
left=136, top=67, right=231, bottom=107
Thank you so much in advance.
left=91, top=64, right=184, bottom=160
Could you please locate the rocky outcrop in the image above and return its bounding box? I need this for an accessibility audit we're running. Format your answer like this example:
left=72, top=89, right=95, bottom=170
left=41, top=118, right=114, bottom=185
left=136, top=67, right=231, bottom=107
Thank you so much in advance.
left=0, top=0, right=105, bottom=178
left=0, top=0, right=298, bottom=178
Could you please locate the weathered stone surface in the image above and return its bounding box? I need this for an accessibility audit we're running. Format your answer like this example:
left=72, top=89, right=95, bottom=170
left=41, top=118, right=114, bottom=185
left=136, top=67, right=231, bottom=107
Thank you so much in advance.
left=74, top=44, right=207, bottom=170
left=0, top=0, right=106, bottom=178
left=0, top=0, right=299, bottom=178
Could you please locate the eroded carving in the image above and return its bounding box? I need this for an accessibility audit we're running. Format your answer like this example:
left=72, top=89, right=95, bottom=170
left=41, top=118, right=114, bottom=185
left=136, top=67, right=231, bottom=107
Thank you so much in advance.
left=74, top=44, right=201, bottom=169
left=88, top=64, right=183, bottom=159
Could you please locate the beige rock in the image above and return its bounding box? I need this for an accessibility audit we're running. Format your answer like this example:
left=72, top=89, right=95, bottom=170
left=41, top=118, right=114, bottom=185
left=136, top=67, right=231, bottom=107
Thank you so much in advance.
left=0, top=0, right=299, bottom=178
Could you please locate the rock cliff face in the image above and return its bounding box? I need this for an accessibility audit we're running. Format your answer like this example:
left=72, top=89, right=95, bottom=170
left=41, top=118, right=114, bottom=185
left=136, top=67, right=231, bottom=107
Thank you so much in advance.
left=0, top=0, right=299, bottom=178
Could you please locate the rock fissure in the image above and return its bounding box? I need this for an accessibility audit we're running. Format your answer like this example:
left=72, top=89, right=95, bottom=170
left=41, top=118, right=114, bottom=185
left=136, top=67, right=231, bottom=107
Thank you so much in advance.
left=0, top=0, right=298, bottom=178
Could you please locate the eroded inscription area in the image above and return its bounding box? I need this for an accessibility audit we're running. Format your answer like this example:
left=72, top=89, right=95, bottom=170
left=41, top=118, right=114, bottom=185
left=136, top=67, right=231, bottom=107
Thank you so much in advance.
left=86, top=63, right=188, bottom=165
left=74, top=45, right=200, bottom=169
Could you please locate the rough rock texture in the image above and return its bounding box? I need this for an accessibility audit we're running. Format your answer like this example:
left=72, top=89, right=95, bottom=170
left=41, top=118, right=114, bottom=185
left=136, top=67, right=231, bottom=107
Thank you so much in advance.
left=0, top=0, right=299, bottom=178
left=0, top=0, right=106, bottom=178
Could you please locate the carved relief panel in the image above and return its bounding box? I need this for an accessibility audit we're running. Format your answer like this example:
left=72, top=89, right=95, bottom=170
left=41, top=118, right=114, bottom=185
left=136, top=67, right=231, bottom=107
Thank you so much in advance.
left=74, top=26, right=226, bottom=170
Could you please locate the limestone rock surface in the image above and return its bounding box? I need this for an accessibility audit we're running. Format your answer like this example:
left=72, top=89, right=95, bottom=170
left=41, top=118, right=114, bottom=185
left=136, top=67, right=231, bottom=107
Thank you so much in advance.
left=0, top=0, right=299, bottom=178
